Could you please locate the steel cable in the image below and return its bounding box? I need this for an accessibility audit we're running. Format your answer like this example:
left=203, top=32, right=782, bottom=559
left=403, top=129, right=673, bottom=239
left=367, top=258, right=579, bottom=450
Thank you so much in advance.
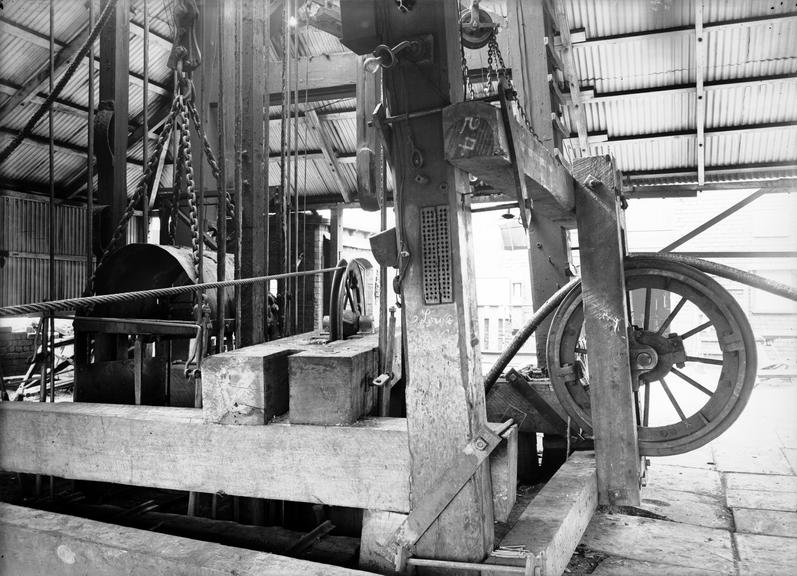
left=0, top=266, right=344, bottom=318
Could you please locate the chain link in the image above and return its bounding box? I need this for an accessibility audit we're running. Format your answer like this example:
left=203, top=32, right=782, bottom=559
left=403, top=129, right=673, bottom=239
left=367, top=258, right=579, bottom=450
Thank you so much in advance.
left=187, top=99, right=235, bottom=220
left=459, top=34, right=475, bottom=100
left=84, top=98, right=181, bottom=296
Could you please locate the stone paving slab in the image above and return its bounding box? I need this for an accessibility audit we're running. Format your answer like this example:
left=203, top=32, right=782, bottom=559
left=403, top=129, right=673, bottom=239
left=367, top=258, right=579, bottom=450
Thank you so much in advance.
left=646, top=463, right=723, bottom=496
left=726, top=489, right=797, bottom=512
left=724, top=473, right=797, bottom=494
left=590, top=557, right=732, bottom=575
left=735, top=533, right=797, bottom=576
left=733, top=508, right=797, bottom=538
left=712, top=446, right=793, bottom=475
left=581, top=513, right=735, bottom=574
left=639, top=485, right=732, bottom=530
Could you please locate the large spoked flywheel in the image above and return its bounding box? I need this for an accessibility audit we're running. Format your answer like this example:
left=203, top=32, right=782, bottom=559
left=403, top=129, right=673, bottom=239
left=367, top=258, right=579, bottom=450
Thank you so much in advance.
left=328, top=259, right=368, bottom=342
left=547, top=256, right=757, bottom=456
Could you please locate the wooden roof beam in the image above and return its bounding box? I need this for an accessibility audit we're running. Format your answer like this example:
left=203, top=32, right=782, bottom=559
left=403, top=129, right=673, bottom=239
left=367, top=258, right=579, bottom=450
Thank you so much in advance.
left=560, top=73, right=797, bottom=104
left=695, top=1, right=706, bottom=185
left=553, top=12, right=797, bottom=47
left=305, top=109, right=351, bottom=202
left=566, top=121, right=797, bottom=147
left=548, top=0, right=588, bottom=159
left=0, top=15, right=169, bottom=119
left=267, top=52, right=359, bottom=104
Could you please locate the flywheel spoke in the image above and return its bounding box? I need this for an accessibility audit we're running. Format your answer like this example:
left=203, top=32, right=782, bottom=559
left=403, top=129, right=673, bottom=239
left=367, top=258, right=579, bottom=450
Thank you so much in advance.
left=680, top=320, right=713, bottom=340
left=685, top=355, right=724, bottom=366
left=660, top=378, right=686, bottom=422
left=643, top=383, right=650, bottom=427
left=671, top=367, right=713, bottom=396
left=643, top=288, right=652, bottom=330
left=655, top=296, right=687, bottom=336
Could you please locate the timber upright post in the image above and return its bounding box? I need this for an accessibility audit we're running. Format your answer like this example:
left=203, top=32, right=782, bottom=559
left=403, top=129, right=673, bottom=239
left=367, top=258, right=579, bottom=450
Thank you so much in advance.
left=98, top=0, right=130, bottom=244
left=507, top=0, right=573, bottom=480
left=239, top=0, right=268, bottom=346
left=571, top=156, right=641, bottom=506
left=360, top=1, right=494, bottom=572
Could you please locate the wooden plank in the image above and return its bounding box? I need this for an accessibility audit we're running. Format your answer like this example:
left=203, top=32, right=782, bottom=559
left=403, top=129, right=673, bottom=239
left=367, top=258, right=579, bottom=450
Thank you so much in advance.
left=733, top=508, right=797, bottom=538
left=442, top=100, right=576, bottom=220
left=491, top=424, right=519, bottom=523
left=571, top=155, right=640, bottom=506
left=581, top=514, right=735, bottom=574
left=487, top=451, right=597, bottom=576
left=0, top=402, right=411, bottom=512
left=486, top=378, right=567, bottom=435
left=645, top=464, right=722, bottom=496
left=202, top=332, right=325, bottom=425
left=0, top=503, right=376, bottom=576
left=288, top=333, right=379, bottom=425
left=73, top=317, right=198, bottom=337
left=267, top=53, right=359, bottom=104
left=735, top=533, right=797, bottom=576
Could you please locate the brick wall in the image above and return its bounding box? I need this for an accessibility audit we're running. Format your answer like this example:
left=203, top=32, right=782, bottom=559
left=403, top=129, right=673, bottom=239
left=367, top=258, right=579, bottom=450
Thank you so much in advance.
left=0, top=330, right=34, bottom=377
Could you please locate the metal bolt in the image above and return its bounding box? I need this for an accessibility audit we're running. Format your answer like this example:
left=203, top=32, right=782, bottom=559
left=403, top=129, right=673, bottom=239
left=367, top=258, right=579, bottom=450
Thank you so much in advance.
left=636, top=352, right=654, bottom=369
left=474, top=438, right=488, bottom=450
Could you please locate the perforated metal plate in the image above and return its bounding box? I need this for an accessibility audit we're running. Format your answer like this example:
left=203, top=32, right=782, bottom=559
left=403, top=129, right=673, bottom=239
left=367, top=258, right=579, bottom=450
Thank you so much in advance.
left=420, top=205, right=453, bottom=305
left=436, top=206, right=453, bottom=303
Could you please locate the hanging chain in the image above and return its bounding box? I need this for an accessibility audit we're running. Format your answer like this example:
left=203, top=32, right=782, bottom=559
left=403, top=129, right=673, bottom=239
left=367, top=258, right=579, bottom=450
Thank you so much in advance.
left=487, top=34, right=541, bottom=141
left=176, top=78, right=211, bottom=377
left=84, top=97, right=181, bottom=296
left=460, top=34, right=475, bottom=100
left=187, top=100, right=235, bottom=220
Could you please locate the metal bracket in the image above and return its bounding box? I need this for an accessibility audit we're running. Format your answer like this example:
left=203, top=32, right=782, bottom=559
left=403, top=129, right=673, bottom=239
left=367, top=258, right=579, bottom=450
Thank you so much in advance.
left=498, top=79, right=532, bottom=229
left=391, top=420, right=513, bottom=572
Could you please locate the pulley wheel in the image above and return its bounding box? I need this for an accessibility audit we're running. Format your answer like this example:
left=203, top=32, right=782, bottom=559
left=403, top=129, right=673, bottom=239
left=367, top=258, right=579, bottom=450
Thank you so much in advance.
left=460, top=7, right=494, bottom=49
left=329, top=259, right=367, bottom=342
left=546, top=256, right=756, bottom=456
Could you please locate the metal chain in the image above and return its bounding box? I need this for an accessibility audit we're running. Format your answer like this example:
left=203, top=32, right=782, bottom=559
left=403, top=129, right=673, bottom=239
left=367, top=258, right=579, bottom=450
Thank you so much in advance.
left=85, top=98, right=181, bottom=296
left=177, top=87, right=211, bottom=376
left=187, top=99, right=235, bottom=219
left=459, top=33, right=474, bottom=100
left=487, top=35, right=547, bottom=148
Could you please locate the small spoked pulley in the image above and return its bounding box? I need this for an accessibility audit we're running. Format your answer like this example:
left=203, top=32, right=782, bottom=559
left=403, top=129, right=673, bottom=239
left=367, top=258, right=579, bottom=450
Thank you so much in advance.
left=547, top=256, right=757, bottom=456
left=459, top=0, right=497, bottom=49
left=328, top=259, right=369, bottom=342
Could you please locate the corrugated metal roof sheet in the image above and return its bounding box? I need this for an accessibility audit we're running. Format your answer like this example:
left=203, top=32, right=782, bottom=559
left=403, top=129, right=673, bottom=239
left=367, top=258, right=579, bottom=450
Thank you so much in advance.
left=559, top=0, right=797, bottom=182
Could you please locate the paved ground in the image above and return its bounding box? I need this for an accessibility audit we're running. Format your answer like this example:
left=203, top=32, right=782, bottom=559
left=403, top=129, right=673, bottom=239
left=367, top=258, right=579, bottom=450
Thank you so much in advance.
left=575, top=379, right=797, bottom=575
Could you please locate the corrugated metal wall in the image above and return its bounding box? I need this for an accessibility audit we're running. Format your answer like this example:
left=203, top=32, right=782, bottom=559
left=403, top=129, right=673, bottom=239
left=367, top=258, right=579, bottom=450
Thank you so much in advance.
left=0, top=195, right=90, bottom=306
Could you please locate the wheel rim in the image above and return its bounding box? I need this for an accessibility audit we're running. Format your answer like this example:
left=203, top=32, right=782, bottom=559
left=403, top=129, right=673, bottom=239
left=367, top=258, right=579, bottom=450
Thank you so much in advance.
left=547, top=257, right=757, bottom=456
left=329, top=259, right=367, bottom=342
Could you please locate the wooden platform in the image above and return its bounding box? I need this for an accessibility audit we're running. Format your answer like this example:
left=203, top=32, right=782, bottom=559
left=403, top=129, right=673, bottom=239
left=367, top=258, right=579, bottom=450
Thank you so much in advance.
left=0, top=402, right=412, bottom=512
left=0, top=503, right=377, bottom=576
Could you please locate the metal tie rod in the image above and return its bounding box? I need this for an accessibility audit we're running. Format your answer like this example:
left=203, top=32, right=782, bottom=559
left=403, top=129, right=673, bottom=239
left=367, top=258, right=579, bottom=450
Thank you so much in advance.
left=0, top=266, right=344, bottom=318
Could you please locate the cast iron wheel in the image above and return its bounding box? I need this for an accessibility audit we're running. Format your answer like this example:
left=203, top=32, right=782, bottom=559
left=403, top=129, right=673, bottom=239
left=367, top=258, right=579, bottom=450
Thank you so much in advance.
left=329, top=259, right=367, bottom=342
left=546, top=256, right=757, bottom=456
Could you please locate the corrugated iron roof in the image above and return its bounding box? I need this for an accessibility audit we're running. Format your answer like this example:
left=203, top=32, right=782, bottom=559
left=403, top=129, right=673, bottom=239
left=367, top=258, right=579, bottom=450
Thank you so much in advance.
left=2, top=0, right=796, bottom=204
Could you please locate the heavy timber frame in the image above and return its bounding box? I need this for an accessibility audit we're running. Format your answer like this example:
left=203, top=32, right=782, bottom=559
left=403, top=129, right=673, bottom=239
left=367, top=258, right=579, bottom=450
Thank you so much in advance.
left=0, top=0, right=644, bottom=572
